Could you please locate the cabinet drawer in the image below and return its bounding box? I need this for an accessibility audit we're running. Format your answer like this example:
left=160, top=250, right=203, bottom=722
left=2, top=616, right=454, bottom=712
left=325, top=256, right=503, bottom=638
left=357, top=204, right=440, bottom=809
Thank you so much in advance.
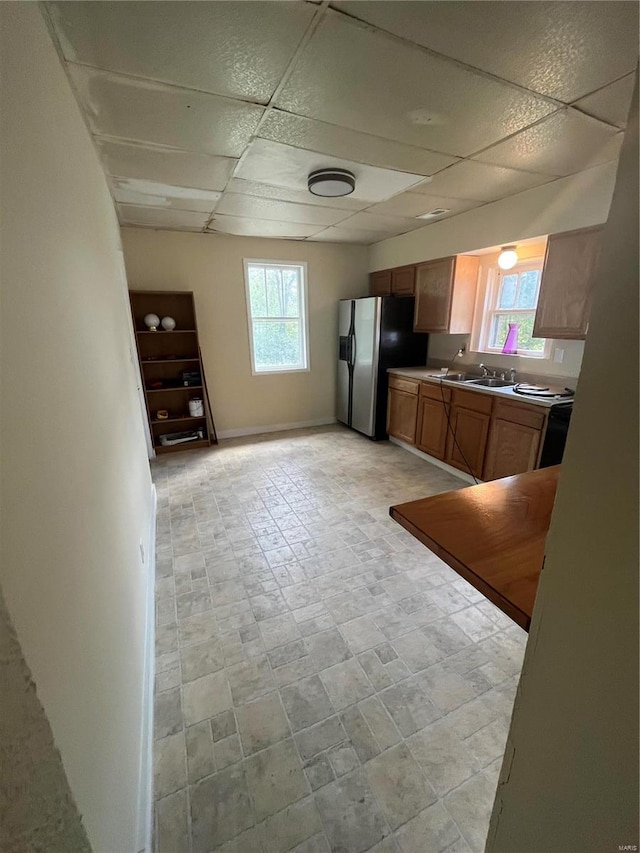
left=493, top=399, right=546, bottom=430
left=389, top=375, right=420, bottom=395
left=451, top=388, right=493, bottom=414
left=420, top=381, right=451, bottom=402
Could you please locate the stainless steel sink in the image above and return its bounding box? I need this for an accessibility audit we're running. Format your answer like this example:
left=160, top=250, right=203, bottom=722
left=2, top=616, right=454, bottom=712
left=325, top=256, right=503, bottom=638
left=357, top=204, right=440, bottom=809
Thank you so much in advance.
left=427, top=372, right=470, bottom=382
left=466, top=378, right=515, bottom=388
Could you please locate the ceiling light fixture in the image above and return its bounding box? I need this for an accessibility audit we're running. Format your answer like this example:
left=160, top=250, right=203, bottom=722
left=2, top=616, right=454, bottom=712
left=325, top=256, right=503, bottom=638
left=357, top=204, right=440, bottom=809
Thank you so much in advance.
left=498, top=245, right=518, bottom=270
left=308, top=168, right=355, bottom=198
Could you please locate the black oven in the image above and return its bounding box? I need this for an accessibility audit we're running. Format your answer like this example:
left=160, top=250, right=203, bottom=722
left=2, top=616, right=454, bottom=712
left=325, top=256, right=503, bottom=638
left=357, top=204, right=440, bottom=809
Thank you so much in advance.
left=539, top=402, right=573, bottom=467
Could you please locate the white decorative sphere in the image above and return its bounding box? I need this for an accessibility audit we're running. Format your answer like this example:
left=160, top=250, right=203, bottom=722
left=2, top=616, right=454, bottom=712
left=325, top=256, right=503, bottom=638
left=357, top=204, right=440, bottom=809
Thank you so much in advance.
left=144, top=313, right=160, bottom=331
left=161, top=316, right=176, bottom=331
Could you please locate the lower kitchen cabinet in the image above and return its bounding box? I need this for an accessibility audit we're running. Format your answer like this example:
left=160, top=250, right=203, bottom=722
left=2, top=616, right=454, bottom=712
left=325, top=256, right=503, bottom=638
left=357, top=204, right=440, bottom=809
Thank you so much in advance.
left=416, top=396, right=449, bottom=459
left=387, top=376, right=420, bottom=444
left=483, top=400, right=547, bottom=480
left=445, top=407, right=490, bottom=479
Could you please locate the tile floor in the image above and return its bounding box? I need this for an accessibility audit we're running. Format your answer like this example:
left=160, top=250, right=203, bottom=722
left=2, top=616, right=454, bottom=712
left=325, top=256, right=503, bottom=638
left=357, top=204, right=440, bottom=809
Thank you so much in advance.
left=152, top=425, right=526, bottom=853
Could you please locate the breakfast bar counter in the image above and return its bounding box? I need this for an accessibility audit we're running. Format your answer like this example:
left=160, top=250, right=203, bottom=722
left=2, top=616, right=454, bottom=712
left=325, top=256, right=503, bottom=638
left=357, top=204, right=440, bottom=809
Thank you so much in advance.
left=390, top=466, right=560, bottom=631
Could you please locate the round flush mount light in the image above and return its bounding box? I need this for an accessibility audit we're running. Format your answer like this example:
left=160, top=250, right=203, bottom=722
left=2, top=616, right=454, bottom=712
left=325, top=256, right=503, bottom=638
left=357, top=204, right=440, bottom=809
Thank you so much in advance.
left=498, top=245, right=518, bottom=270
left=308, top=168, right=355, bottom=198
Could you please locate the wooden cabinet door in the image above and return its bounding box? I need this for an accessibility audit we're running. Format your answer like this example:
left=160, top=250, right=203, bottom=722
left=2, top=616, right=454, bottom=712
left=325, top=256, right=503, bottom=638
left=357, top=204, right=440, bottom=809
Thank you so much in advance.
left=533, top=225, right=603, bottom=339
left=483, top=418, right=542, bottom=480
left=387, top=388, right=418, bottom=444
left=416, top=396, right=448, bottom=459
left=445, top=407, right=490, bottom=479
left=414, top=258, right=455, bottom=332
left=370, top=269, right=392, bottom=296
left=391, top=265, right=416, bottom=296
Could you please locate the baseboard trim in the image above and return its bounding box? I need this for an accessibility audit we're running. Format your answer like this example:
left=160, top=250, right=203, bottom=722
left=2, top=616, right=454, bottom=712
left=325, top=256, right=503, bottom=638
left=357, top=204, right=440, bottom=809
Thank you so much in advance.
left=217, top=417, right=337, bottom=440
left=388, top=437, right=480, bottom=486
left=137, top=482, right=157, bottom=853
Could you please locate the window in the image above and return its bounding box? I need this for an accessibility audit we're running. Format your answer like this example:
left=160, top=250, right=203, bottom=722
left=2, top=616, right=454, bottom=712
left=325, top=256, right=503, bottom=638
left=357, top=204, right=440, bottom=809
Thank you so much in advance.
left=243, top=260, right=309, bottom=374
left=477, top=260, right=550, bottom=358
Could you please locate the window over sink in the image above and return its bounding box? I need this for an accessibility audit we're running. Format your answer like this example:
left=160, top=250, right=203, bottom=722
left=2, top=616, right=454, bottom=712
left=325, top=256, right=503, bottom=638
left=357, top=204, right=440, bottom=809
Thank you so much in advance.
left=474, top=259, right=551, bottom=358
left=243, top=260, right=309, bottom=374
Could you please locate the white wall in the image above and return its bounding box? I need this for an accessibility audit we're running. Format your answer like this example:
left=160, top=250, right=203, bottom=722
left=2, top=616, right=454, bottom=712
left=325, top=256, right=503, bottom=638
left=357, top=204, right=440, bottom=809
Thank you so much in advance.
left=487, top=78, right=639, bottom=851
left=121, top=228, right=369, bottom=436
left=0, top=5, right=153, bottom=851
left=370, top=161, right=618, bottom=379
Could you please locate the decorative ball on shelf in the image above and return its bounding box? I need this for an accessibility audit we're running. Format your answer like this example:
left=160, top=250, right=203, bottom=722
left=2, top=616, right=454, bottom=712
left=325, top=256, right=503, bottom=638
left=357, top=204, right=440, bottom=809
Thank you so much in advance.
left=161, top=316, right=177, bottom=331
left=144, top=313, right=160, bottom=331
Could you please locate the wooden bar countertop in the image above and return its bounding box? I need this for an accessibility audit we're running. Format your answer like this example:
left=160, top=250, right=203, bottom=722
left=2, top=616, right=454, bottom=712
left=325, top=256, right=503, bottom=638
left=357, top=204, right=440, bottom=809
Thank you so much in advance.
left=390, top=466, right=560, bottom=631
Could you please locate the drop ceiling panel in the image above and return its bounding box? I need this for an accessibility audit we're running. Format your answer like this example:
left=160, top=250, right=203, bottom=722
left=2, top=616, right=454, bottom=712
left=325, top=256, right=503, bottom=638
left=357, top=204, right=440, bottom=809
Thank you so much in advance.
left=69, top=66, right=264, bottom=157
left=111, top=178, right=220, bottom=213
left=573, top=73, right=636, bottom=129
left=258, top=110, right=458, bottom=175
left=337, top=211, right=427, bottom=236
left=236, top=138, right=425, bottom=202
left=208, top=215, right=321, bottom=239
left=215, top=194, right=350, bottom=227
left=274, top=11, right=556, bottom=157
left=368, top=192, right=482, bottom=219
left=49, top=1, right=316, bottom=103
left=334, top=1, right=640, bottom=102
left=412, top=160, right=554, bottom=202
left=227, top=178, right=366, bottom=211
left=118, top=204, right=209, bottom=230
left=96, top=139, right=237, bottom=191
left=474, top=109, right=624, bottom=177
left=310, top=226, right=392, bottom=244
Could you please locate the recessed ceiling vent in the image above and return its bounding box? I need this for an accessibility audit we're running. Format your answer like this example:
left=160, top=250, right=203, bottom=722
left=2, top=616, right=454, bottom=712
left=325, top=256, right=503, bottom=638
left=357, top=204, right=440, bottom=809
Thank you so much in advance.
left=417, top=208, right=450, bottom=219
left=308, top=168, right=355, bottom=198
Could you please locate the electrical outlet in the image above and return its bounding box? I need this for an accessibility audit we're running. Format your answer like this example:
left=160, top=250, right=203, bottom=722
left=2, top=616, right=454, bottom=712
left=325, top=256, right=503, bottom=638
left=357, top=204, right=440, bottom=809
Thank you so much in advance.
left=553, top=348, right=565, bottom=364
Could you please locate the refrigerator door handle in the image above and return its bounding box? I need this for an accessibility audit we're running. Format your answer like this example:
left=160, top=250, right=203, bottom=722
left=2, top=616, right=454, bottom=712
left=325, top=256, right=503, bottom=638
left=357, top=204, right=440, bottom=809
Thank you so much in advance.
left=349, top=333, right=356, bottom=366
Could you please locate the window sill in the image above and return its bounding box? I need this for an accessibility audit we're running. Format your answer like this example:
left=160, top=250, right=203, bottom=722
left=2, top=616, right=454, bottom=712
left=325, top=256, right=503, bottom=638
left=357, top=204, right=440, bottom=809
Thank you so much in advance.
left=252, top=366, right=310, bottom=376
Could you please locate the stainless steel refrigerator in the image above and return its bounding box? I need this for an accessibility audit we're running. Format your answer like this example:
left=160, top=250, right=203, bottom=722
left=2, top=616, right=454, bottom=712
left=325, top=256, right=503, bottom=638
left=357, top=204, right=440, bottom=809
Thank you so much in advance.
left=337, top=296, right=428, bottom=439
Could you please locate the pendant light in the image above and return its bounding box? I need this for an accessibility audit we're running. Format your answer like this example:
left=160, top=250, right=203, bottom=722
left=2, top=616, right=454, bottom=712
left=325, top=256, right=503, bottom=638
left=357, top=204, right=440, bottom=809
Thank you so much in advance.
left=498, top=245, right=518, bottom=270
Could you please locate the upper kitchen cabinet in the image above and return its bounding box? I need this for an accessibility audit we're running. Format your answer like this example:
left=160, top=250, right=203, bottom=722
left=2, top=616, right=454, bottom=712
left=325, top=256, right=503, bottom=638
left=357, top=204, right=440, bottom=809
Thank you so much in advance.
left=533, top=225, right=603, bottom=340
left=370, top=269, right=392, bottom=296
left=369, top=265, right=416, bottom=297
left=413, top=255, right=480, bottom=333
left=391, top=265, right=416, bottom=296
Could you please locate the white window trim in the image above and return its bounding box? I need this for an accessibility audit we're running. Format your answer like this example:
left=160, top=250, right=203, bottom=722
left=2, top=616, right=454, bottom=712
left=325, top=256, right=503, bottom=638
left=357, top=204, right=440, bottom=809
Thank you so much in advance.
left=243, top=258, right=310, bottom=376
left=474, top=258, right=552, bottom=360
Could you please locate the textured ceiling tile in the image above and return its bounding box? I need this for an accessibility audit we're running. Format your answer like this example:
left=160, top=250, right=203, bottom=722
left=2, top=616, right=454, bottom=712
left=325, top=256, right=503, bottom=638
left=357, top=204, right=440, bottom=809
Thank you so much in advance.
left=69, top=66, right=264, bottom=157
left=96, top=139, right=237, bottom=191
left=274, top=11, right=555, bottom=157
left=412, top=160, right=555, bottom=202
left=367, top=191, right=482, bottom=218
left=118, top=204, right=208, bottom=230
left=309, top=226, right=392, bottom=244
left=236, top=138, right=425, bottom=202
left=226, top=178, right=366, bottom=211
left=216, top=193, right=351, bottom=226
left=258, top=110, right=458, bottom=175
left=573, top=73, right=636, bottom=129
left=207, top=215, right=321, bottom=239
left=48, top=1, right=316, bottom=103
left=474, top=109, right=624, bottom=177
left=334, top=1, right=639, bottom=102
left=111, top=178, right=221, bottom=212
left=336, top=210, right=427, bottom=235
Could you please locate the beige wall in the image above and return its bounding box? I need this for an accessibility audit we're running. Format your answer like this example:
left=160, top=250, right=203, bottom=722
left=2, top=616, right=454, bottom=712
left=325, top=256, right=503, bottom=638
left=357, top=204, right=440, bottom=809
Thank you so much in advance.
left=121, top=228, right=369, bottom=435
left=370, top=161, right=618, bottom=379
left=0, top=5, right=153, bottom=852
left=487, top=78, right=639, bottom=851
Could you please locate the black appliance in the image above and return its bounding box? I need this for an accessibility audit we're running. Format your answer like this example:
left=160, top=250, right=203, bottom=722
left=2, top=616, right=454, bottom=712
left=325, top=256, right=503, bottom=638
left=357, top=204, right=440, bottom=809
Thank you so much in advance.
left=539, top=402, right=573, bottom=467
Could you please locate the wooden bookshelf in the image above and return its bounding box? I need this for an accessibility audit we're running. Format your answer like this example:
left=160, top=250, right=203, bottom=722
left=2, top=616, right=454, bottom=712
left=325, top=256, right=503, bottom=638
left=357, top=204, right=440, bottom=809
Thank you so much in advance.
left=129, top=290, right=217, bottom=455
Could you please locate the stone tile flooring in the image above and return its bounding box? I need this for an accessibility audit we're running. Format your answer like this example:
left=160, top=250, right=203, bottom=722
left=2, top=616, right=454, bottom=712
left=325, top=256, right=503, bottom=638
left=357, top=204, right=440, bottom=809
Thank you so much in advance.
left=152, top=425, right=526, bottom=853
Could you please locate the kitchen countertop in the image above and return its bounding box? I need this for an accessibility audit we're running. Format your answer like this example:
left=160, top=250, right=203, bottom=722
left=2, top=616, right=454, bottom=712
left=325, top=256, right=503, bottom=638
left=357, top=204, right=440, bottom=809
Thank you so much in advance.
left=390, top=466, right=560, bottom=630
left=388, top=366, right=573, bottom=408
